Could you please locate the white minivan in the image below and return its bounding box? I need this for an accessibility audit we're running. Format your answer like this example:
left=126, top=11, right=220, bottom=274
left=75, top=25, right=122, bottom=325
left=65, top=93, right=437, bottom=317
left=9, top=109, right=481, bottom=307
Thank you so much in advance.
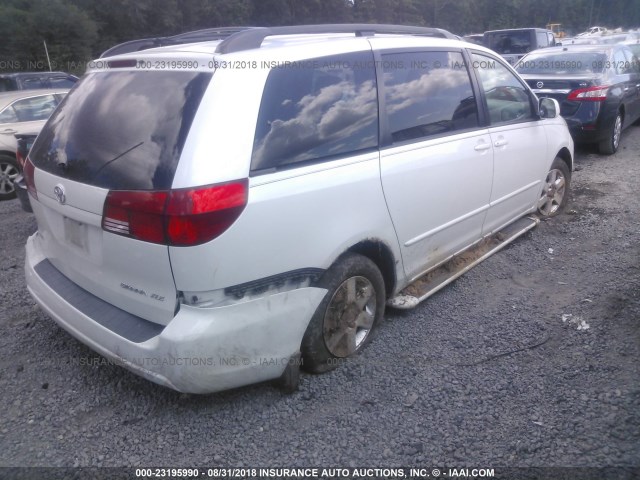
left=24, top=25, right=574, bottom=393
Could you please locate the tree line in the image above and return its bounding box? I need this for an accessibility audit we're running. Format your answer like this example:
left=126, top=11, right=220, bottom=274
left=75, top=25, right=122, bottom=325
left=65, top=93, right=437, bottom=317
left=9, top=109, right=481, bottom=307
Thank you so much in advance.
left=1, top=0, right=639, bottom=74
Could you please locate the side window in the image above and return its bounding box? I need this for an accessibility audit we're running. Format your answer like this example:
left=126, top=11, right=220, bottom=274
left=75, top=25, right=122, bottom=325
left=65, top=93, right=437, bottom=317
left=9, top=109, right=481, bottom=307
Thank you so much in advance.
left=11, top=95, right=58, bottom=122
left=21, top=77, right=46, bottom=89
left=614, top=49, right=630, bottom=74
left=0, top=78, right=12, bottom=92
left=624, top=49, right=640, bottom=73
left=48, top=76, right=76, bottom=88
left=251, top=51, right=378, bottom=172
left=0, top=106, right=19, bottom=124
left=472, top=53, right=535, bottom=125
left=536, top=32, right=548, bottom=48
left=382, top=50, right=478, bottom=144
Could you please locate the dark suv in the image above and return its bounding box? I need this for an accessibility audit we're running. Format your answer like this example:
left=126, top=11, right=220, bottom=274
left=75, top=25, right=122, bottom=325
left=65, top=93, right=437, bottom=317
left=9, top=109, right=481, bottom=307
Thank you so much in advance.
left=484, top=28, right=558, bottom=65
left=0, top=72, right=78, bottom=92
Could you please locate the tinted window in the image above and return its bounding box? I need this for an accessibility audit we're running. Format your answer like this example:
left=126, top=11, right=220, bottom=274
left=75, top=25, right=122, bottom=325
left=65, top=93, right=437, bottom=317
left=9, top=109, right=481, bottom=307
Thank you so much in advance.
left=12, top=95, right=57, bottom=122
left=473, top=53, right=534, bottom=125
left=0, top=78, right=14, bottom=92
left=251, top=51, right=378, bottom=172
left=382, top=51, right=478, bottom=143
left=21, top=77, right=46, bottom=89
left=48, top=76, right=76, bottom=88
left=487, top=31, right=532, bottom=54
left=516, top=51, right=608, bottom=74
left=30, top=71, right=211, bottom=190
left=613, top=49, right=629, bottom=74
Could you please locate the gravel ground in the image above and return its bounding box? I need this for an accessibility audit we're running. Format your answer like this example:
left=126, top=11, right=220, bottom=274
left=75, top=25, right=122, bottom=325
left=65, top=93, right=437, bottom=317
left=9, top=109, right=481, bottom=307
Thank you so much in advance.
left=0, top=127, right=639, bottom=478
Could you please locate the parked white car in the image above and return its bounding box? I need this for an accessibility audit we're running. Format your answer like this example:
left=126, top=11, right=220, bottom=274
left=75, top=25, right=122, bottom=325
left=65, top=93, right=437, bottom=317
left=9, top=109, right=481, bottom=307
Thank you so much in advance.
left=23, top=25, right=574, bottom=393
left=0, top=89, right=68, bottom=199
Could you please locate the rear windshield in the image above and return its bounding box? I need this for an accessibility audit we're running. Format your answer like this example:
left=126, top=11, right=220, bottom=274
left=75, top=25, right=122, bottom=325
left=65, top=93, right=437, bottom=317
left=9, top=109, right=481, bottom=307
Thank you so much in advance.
left=486, top=31, right=532, bottom=54
left=30, top=71, right=212, bottom=190
left=516, top=52, right=608, bottom=74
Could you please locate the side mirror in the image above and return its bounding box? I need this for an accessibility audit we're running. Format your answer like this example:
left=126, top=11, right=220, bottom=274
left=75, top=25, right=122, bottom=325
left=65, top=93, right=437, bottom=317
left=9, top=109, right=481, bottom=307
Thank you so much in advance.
left=539, top=97, right=560, bottom=119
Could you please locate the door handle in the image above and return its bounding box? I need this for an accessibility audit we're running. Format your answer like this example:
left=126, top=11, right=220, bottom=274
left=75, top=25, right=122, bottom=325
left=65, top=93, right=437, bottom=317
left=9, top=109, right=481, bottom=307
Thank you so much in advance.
left=494, top=139, right=509, bottom=147
left=1, top=129, right=17, bottom=135
left=474, top=143, right=491, bottom=151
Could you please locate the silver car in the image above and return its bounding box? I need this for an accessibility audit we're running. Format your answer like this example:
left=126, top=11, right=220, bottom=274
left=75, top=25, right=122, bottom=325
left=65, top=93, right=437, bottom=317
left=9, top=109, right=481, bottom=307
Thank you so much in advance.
left=0, top=89, right=68, bottom=199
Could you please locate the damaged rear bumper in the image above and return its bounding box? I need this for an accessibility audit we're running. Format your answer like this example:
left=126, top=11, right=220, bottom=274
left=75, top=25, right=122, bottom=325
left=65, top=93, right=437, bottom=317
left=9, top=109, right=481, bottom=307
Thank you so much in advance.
left=25, top=233, right=326, bottom=394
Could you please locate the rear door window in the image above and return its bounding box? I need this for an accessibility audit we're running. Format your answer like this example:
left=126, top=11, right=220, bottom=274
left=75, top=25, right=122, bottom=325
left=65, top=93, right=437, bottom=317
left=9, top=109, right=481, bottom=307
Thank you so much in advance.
left=251, top=51, right=378, bottom=172
left=30, top=71, right=212, bottom=190
left=381, top=50, right=479, bottom=144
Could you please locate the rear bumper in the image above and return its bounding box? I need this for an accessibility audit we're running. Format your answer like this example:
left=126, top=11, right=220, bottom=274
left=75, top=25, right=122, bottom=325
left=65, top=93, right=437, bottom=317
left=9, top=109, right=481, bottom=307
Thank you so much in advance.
left=25, top=232, right=326, bottom=394
left=565, top=119, right=609, bottom=144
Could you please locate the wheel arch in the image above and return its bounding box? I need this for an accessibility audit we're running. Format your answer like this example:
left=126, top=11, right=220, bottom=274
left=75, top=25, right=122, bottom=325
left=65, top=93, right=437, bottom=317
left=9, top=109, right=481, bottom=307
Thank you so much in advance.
left=556, top=147, right=573, bottom=172
left=345, top=239, right=397, bottom=297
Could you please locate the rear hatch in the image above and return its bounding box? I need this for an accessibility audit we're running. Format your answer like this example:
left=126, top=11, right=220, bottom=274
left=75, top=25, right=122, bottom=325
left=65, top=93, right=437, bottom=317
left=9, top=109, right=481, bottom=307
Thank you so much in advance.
left=27, top=69, right=212, bottom=325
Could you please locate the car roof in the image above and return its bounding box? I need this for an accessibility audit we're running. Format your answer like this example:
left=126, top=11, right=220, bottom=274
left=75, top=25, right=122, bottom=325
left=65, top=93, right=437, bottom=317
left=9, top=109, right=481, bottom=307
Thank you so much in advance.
left=100, top=24, right=460, bottom=58
left=0, top=71, right=74, bottom=78
left=484, top=28, right=549, bottom=34
left=531, top=44, right=617, bottom=54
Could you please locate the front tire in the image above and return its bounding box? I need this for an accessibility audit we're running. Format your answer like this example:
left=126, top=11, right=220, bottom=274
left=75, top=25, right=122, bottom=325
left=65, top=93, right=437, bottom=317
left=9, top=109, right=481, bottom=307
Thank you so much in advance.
left=537, top=157, right=571, bottom=217
left=0, top=154, right=19, bottom=200
left=598, top=112, right=622, bottom=155
left=301, top=253, right=385, bottom=373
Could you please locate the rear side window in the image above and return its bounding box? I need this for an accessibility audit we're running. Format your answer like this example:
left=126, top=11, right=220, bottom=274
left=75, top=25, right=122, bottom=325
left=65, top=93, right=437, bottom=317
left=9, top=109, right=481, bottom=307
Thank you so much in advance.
left=0, top=105, right=19, bottom=124
left=21, top=77, right=46, bottom=89
left=0, top=78, right=13, bottom=92
left=11, top=95, right=58, bottom=122
left=30, top=71, right=212, bottom=190
left=48, top=76, right=76, bottom=88
left=382, top=51, right=478, bottom=143
left=251, top=51, right=378, bottom=172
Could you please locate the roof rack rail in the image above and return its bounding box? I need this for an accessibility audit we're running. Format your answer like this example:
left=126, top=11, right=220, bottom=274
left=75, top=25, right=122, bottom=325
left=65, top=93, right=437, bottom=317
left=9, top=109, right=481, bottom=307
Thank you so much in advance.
left=100, top=24, right=458, bottom=58
left=216, top=24, right=458, bottom=54
left=100, top=27, right=252, bottom=58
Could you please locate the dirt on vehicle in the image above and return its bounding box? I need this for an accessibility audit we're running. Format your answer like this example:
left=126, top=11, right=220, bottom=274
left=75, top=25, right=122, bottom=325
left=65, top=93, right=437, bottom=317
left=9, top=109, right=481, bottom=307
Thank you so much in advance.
left=0, top=129, right=638, bottom=475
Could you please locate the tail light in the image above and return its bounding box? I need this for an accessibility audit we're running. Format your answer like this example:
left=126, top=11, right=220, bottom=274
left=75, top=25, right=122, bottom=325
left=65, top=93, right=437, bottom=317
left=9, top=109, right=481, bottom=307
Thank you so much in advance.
left=567, top=86, right=608, bottom=101
left=102, top=179, right=248, bottom=246
left=16, top=149, right=25, bottom=170
left=23, top=157, right=37, bottom=200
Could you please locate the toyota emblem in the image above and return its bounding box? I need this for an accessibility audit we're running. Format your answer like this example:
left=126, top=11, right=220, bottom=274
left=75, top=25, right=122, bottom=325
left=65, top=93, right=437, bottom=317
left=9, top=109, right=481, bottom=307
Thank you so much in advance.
left=53, top=184, right=66, bottom=205
left=536, top=81, right=544, bottom=89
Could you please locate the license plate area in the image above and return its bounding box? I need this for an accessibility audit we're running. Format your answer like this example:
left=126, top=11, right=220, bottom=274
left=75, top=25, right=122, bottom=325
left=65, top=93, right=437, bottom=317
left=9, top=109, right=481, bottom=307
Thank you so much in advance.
left=64, top=216, right=89, bottom=251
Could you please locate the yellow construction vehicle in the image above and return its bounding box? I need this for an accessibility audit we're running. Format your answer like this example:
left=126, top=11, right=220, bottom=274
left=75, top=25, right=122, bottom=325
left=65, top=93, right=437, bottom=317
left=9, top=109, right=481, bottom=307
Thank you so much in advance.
left=547, top=23, right=566, bottom=38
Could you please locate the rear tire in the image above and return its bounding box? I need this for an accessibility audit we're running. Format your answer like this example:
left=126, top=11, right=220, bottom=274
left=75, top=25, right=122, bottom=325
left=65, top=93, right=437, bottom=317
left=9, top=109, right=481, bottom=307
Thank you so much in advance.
left=0, top=154, right=19, bottom=200
left=598, top=112, right=622, bottom=155
left=301, top=253, right=385, bottom=373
